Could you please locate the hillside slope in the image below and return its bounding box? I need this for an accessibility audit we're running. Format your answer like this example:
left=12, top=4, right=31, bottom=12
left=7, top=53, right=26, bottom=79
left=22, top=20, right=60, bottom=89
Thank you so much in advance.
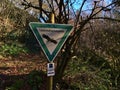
left=0, top=0, right=40, bottom=59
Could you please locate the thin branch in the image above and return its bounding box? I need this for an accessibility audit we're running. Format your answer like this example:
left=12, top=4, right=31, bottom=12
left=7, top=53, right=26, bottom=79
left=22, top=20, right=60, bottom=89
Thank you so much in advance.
left=70, top=2, right=77, bottom=18
left=38, top=0, right=42, bottom=17
left=58, top=0, right=64, bottom=23
left=54, top=0, right=59, bottom=6
left=46, top=0, right=53, bottom=12
left=76, top=0, right=119, bottom=28
left=62, top=0, right=70, bottom=23
left=21, top=2, right=40, bottom=9
left=90, top=1, right=118, bottom=18
left=74, top=0, right=87, bottom=28
left=21, top=1, right=50, bottom=18
left=92, top=17, right=120, bottom=22
left=89, top=1, right=98, bottom=17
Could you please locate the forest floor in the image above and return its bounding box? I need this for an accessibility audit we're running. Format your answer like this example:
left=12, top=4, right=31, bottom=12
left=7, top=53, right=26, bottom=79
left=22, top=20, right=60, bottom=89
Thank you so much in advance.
left=0, top=54, right=48, bottom=90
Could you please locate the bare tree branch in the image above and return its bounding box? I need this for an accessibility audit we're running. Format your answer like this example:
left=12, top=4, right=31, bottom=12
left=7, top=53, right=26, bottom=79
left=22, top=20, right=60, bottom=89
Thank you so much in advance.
left=90, top=1, right=118, bottom=18
left=70, top=1, right=77, bottom=18
left=21, top=0, right=51, bottom=22
left=92, top=17, right=120, bottom=22
left=89, top=1, right=98, bottom=17
left=74, top=0, right=87, bottom=28
left=38, top=0, right=42, bottom=17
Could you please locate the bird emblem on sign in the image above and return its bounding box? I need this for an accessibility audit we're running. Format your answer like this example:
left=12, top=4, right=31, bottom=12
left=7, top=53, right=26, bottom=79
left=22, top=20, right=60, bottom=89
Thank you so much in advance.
left=42, top=34, right=57, bottom=44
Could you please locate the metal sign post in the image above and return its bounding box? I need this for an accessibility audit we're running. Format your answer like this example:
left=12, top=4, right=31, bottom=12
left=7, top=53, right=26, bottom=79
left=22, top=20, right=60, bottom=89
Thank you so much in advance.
left=47, top=62, right=54, bottom=90
left=48, top=13, right=55, bottom=90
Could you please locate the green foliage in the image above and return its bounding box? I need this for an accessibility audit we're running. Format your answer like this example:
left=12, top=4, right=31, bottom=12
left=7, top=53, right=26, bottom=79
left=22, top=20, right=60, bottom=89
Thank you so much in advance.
left=64, top=47, right=120, bottom=90
left=0, top=0, right=40, bottom=55
left=5, top=80, right=24, bottom=90
left=19, top=28, right=41, bottom=53
left=0, top=43, right=28, bottom=57
left=27, top=70, right=43, bottom=90
left=0, top=0, right=119, bottom=90
left=5, top=71, right=43, bottom=90
left=93, top=24, right=120, bottom=89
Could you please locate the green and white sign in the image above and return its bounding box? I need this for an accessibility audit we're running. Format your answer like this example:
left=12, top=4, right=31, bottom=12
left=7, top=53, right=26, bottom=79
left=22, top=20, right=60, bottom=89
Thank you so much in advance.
left=29, top=22, right=73, bottom=62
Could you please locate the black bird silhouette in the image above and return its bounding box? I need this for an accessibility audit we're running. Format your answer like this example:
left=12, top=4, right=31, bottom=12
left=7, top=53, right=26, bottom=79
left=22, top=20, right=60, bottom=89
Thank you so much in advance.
left=42, top=34, right=57, bottom=44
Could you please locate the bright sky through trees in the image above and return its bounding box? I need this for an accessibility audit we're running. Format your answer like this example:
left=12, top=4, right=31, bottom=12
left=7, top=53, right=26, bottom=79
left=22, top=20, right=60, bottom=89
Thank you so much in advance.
left=71, top=0, right=113, bottom=17
left=73, top=0, right=112, bottom=10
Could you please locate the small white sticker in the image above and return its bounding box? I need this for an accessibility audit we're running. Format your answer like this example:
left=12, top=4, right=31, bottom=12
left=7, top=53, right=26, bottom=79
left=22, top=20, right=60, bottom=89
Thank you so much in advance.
left=47, top=63, right=55, bottom=76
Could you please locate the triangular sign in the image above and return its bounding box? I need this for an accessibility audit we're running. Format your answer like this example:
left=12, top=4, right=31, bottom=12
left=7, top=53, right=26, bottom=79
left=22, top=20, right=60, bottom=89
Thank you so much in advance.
left=29, top=22, right=73, bottom=62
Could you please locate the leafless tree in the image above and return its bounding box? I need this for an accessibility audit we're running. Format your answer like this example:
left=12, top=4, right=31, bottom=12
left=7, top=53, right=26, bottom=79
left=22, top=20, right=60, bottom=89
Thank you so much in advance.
left=21, top=0, right=120, bottom=89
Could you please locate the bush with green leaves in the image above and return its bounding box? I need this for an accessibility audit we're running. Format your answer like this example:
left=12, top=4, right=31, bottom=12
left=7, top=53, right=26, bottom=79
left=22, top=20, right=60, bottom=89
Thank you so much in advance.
left=0, top=0, right=41, bottom=55
left=5, top=79, right=24, bottom=90
left=0, top=43, right=28, bottom=57
left=64, top=48, right=119, bottom=90
left=27, top=70, right=43, bottom=90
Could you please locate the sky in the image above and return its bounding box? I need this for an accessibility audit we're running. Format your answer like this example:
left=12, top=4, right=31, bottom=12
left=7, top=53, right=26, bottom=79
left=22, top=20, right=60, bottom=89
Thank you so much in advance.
left=73, top=0, right=112, bottom=11
left=9, top=0, right=113, bottom=13
left=8, top=0, right=114, bottom=22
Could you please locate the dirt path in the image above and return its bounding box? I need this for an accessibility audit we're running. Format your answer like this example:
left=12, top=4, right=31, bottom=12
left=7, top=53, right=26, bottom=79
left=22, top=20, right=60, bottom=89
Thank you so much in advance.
left=0, top=54, right=48, bottom=90
left=0, top=54, right=47, bottom=75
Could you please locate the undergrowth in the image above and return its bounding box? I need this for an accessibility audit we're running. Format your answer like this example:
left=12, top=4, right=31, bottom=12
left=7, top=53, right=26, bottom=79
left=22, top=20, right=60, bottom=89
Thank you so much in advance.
left=0, top=0, right=40, bottom=57
left=0, top=0, right=119, bottom=90
left=64, top=47, right=119, bottom=90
